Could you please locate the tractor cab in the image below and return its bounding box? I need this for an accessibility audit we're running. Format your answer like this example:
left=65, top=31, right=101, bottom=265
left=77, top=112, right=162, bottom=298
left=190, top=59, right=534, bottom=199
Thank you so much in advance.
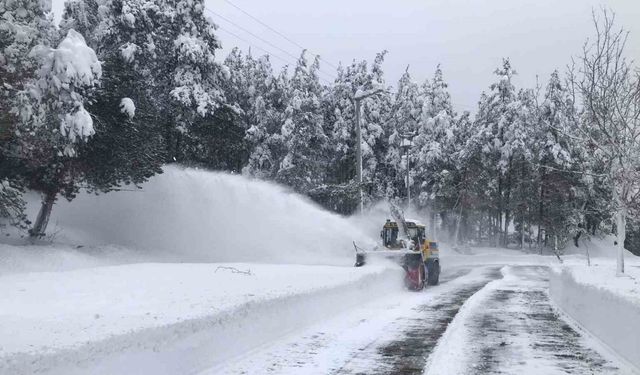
left=381, top=219, right=426, bottom=249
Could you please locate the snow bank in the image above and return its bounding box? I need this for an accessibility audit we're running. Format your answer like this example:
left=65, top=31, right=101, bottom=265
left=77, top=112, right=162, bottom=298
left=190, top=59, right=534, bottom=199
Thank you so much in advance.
left=550, top=265, right=640, bottom=370
left=564, top=234, right=635, bottom=258
left=0, top=262, right=402, bottom=375
left=22, top=166, right=374, bottom=267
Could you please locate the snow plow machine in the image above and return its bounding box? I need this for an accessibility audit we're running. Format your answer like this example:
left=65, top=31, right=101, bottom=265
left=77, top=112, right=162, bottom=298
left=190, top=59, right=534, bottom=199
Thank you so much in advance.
left=355, top=217, right=440, bottom=290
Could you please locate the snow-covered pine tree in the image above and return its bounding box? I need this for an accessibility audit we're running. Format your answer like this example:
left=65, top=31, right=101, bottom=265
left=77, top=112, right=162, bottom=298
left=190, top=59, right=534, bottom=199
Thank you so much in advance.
left=244, top=66, right=290, bottom=178
left=76, top=0, right=227, bottom=162
left=225, top=49, right=288, bottom=178
left=12, top=24, right=102, bottom=237
left=307, top=51, right=391, bottom=213
left=57, top=0, right=165, bottom=196
left=530, top=70, right=586, bottom=250
left=386, top=69, right=423, bottom=203
left=0, top=0, right=56, bottom=225
left=276, top=52, right=328, bottom=194
left=472, top=58, right=520, bottom=246
left=412, top=66, right=457, bottom=233
left=361, top=51, right=393, bottom=204
left=305, top=60, right=358, bottom=213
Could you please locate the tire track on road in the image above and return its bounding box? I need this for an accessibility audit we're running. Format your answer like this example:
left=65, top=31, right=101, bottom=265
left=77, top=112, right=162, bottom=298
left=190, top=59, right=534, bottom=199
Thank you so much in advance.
left=335, top=267, right=503, bottom=375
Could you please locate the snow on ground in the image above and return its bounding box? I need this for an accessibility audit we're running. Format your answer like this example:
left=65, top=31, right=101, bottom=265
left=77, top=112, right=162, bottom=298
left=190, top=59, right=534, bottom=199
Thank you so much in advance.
left=0, top=262, right=402, bottom=375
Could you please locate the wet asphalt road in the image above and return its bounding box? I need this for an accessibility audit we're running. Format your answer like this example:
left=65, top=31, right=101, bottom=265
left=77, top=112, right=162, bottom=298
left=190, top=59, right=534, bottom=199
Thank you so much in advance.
left=334, top=267, right=503, bottom=374
left=462, top=266, right=620, bottom=375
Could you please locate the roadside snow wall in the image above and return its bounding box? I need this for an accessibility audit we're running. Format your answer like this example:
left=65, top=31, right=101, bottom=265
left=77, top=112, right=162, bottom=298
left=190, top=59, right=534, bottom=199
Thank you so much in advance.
left=1, top=264, right=401, bottom=375
left=549, top=268, right=640, bottom=370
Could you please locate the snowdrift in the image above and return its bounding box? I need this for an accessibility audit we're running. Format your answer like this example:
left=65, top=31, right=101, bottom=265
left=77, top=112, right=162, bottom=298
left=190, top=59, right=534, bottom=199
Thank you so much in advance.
left=550, top=266, right=640, bottom=370
left=27, top=166, right=373, bottom=267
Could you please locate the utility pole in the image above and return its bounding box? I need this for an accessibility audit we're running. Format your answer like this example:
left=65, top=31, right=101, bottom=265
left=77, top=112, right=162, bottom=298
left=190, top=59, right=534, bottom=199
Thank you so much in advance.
left=355, top=99, right=363, bottom=214
left=400, top=132, right=415, bottom=210
left=406, top=139, right=410, bottom=205
left=353, top=87, right=384, bottom=214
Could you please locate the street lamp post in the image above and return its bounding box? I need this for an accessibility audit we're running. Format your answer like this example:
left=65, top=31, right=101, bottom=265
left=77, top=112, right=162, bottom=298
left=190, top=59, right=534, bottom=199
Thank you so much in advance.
left=353, top=87, right=384, bottom=214
left=400, top=133, right=415, bottom=209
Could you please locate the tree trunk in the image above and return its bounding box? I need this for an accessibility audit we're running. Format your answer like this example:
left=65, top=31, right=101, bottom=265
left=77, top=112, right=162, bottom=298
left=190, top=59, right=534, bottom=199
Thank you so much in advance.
left=453, top=204, right=463, bottom=247
left=537, top=170, right=545, bottom=254
left=527, top=205, right=533, bottom=250
left=613, top=183, right=626, bottom=275
left=30, top=190, right=57, bottom=238
left=478, top=212, right=483, bottom=244
left=503, top=166, right=512, bottom=247
left=504, top=208, right=510, bottom=247
left=554, top=234, right=563, bottom=263
left=520, top=213, right=525, bottom=249
left=497, top=174, right=503, bottom=247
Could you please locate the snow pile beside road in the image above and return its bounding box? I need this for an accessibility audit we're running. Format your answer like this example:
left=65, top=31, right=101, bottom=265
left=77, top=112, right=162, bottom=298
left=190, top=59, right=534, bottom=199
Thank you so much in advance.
left=549, top=263, right=640, bottom=370
left=0, top=262, right=402, bottom=375
left=564, top=234, right=636, bottom=258
left=22, top=165, right=373, bottom=267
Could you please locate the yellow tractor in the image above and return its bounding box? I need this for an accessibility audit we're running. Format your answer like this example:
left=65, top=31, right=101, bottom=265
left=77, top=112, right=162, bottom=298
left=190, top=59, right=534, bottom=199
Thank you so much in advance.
left=355, top=218, right=441, bottom=289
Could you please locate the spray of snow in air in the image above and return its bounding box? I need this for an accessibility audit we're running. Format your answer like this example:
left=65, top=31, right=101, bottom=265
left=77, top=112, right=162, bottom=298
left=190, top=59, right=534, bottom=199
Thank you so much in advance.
left=45, top=166, right=375, bottom=265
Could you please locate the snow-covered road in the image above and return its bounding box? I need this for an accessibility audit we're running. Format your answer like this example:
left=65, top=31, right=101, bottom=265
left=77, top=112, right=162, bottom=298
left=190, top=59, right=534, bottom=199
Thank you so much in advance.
left=209, top=264, right=635, bottom=375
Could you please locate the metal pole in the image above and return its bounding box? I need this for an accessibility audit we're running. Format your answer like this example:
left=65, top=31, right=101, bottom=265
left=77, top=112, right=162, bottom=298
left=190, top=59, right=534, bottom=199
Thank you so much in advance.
left=352, top=88, right=384, bottom=215
left=355, top=99, right=363, bottom=214
left=406, top=138, right=410, bottom=209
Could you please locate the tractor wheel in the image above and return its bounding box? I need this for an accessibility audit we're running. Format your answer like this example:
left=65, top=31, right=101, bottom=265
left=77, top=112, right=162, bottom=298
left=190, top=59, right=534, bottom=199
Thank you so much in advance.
left=427, top=261, right=440, bottom=286
left=417, top=264, right=425, bottom=290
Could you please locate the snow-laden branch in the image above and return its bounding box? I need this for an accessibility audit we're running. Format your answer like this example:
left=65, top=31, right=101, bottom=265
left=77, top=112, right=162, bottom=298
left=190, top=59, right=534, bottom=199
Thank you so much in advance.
left=354, top=84, right=386, bottom=101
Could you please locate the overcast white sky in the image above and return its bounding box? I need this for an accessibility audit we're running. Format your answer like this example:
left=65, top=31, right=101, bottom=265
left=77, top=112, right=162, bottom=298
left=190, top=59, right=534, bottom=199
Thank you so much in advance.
left=52, top=0, right=640, bottom=113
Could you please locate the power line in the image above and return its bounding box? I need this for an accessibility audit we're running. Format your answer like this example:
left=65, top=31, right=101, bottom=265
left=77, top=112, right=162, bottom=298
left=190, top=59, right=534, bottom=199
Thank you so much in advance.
left=216, top=27, right=290, bottom=65
left=205, top=7, right=336, bottom=82
left=215, top=25, right=333, bottom=85
left=208, top=9, right=301, bottom=62
left=221, top=0, right=340, bottom=71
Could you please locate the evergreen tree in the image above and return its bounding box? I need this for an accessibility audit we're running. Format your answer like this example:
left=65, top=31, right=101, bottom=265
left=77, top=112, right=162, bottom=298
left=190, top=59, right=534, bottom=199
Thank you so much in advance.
left=13, top=27, right=102, bottom=237
left=386, top=69, right=423, bottom=201
left=0, top=0, right=56, bottom=225
left=412, top=66, right=456, bottom=230
left=276, top=52, right=328, bottom=194
left=225, top=49, right=287, bottom=177
left=472, top=59, right=519, bottom=245
left=311, top=51, right=391, bottom=213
